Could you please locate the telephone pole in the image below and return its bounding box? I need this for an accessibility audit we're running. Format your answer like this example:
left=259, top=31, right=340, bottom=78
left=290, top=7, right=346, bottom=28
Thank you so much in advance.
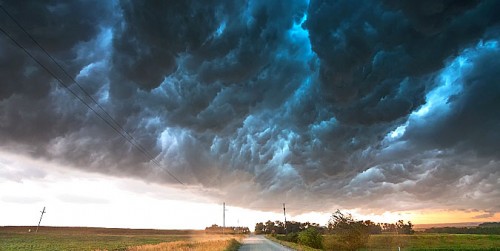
left=222, top=202, right=225, bottom=235
left=283, top=203, right=287, bottom=234
left=36, top=206, right=46, bottom=233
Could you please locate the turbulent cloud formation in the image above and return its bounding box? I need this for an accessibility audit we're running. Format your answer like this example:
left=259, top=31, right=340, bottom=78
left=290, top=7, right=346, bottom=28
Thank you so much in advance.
left=1, top=0, right=499, bottom=215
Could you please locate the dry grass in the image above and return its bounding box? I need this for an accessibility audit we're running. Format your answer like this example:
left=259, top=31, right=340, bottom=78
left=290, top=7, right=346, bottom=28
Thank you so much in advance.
left=0, top=226, right=244, bottom=251
left=127, top=235, right=244, bottom=251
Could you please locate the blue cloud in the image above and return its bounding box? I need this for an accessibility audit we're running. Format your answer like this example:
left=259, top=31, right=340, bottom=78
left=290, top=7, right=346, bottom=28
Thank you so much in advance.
left=1, top=0, right=499, bottom=214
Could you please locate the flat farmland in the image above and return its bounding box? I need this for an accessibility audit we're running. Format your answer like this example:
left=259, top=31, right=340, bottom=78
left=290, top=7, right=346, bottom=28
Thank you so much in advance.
left=272, top=233, right=500, bottom=250
left=0, top=226, right=242, bottom=251
left=326, top=233, right=500, bottom=251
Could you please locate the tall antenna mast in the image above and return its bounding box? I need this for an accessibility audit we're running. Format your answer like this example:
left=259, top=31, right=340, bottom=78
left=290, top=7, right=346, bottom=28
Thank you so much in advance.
left=36, top=206, right=46, bottom=233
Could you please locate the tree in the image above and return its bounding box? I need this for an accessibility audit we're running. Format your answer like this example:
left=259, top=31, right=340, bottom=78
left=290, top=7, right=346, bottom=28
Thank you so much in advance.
left=255, top=220, right=327, bottom=236
left=274, top=220, right=285, bottom=234
left=298, top=227, right=323, bottom=249
left=382, top=223, right=396, bottom=233
left=396, top=220, right=414, bottom=234
left=265, top=220, right=275, bottom=234
left=287, top=221, right=302, bottom=233
left=255, top=222, right=265, bottom=234
left=327, top=210, right=369, bottom=251
left=364, top=220, right=382, bottom=234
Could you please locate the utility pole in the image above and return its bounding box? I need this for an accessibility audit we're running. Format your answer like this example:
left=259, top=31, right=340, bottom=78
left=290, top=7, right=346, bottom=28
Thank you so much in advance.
left=36, top=206, right=46, bottom=233
left=222, top=202, right=225, bottom=235
left=283, top=203, right=287, bottom=234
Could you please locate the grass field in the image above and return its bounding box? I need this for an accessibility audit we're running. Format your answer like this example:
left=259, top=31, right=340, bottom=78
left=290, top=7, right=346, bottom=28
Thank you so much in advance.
left=358, top=233, right=500, bottom=250
left=128, top=238, right=242, bottom=251
left=271, top=233, right=500, bottom=251
left=0, top=226, right=243, bottom=251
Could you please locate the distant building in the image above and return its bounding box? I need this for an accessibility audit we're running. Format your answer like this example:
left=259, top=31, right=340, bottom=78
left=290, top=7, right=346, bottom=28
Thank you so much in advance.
left=205, top=224, right=250, bottom=234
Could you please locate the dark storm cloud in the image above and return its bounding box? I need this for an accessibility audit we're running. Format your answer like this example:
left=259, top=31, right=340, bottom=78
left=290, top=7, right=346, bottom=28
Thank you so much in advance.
left=306, top=0, right=498, bottom=125
left=0, top=0, right=114, bottom=99
left=111, top=0, right=227, bottom=91
left=403, top=43, right=500, bottom=157
left=1, top=0, right=499, bottom=215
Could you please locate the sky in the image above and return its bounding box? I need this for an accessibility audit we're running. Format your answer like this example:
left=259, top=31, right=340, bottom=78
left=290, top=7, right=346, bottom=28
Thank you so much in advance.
left=0, top=0, right=499, bottom=230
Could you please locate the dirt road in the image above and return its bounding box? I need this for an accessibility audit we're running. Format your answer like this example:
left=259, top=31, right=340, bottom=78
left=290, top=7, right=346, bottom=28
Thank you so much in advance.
left=238, top=235, right=293, bottom=251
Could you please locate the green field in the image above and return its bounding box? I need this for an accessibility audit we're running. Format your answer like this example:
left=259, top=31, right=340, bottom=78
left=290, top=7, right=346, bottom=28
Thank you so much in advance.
left=3, top=227, right=500, bottom=251
left=0, top=226, right=228, bottom=251
left=359, top=234, right=500, bottom=250
left=272, top=233, right=500, bottom=251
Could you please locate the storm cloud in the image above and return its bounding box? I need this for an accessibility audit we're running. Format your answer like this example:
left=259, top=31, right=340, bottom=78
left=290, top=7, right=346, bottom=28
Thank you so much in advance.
left=1, top=0, right=499, bottom=215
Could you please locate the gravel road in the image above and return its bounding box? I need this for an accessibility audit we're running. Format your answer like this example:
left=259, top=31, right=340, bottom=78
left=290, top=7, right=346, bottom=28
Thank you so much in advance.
left=238, top=235, right=293, bottom=251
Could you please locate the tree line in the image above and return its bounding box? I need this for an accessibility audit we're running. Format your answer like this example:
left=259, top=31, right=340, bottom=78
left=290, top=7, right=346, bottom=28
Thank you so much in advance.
left=424, top=222, right=500, bottom=235
left=255, top=210, right=415, bottom=250
left=205, top=224, right=250, bottom=234
left=254, top=220, right=322, bottom=235
left=254, top=211, right=414, bottom=235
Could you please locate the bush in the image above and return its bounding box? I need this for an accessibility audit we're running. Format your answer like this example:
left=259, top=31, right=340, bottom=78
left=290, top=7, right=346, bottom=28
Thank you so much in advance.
left=285, top=232, right=299, bottom=243
left=327, top=210, right=369, bottom=251
left=224, top=239, right=242, bottom=251
left=275, top=232, right=298, bottom=243
left=298, top=227, right=323, bottom=249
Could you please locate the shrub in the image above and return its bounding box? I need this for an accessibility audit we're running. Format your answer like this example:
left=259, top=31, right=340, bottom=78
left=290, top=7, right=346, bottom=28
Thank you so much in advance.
left=276, top=232, right=298, bottom=243
left=224, top=239, right=242, bottom=251
left=285, top=232, right=299, bottom=243
left=327, top=210, right=369, bottom=251
left=298, top=227, right=323, bottom=249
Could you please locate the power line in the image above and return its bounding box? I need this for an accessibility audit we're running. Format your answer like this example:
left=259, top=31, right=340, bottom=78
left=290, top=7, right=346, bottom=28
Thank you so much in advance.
left=0, top=4, right=152, bottom=157
left=0, top=5, right=183, bottom=185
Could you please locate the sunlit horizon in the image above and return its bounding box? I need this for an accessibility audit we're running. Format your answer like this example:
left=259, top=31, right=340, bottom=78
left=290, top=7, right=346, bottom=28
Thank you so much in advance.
left=2, top=151, right=497, bottom=231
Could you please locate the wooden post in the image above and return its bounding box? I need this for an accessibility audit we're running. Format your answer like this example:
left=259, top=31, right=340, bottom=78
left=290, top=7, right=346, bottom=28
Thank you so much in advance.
left=223, top=202, right=225, bottom=235
left=283, top=203, right=287, bottom=234
left=36, top=207, right=46, bottom=233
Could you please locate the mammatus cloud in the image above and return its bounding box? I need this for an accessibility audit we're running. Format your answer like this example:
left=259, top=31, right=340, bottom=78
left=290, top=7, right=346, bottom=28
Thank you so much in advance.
left=0, top=0, right=499, bottom=215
